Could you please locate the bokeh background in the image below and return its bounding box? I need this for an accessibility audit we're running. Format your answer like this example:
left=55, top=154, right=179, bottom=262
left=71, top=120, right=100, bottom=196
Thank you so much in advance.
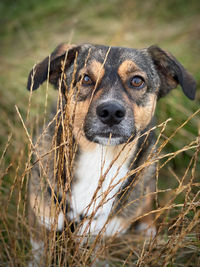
left=0, top=0, right=200, bottom=265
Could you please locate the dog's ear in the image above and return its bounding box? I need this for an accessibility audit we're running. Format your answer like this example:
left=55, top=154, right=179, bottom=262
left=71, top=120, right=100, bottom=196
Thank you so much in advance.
left=148, top=45, right=196, bottom=100
left=27, top=43, right=80, bottom=91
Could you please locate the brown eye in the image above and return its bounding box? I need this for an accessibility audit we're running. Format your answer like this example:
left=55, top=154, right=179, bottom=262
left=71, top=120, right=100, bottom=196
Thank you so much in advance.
left=130, top=76, right=145, bottom=89
left=82, top=74, right=93, bottom=86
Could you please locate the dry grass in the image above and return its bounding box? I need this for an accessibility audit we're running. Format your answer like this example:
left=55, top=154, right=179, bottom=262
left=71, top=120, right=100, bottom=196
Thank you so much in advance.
left=1, top=50, right=200, bottom=266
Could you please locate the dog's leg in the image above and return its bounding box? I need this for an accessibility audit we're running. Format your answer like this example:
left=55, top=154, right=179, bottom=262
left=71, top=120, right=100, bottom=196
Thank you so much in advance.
left=134, top=185, right=156, bottom=237
left=28, top=204, right=46, bottom=267
left=28, top=195, right=65, bottom=266
left=28, top=237, right=45, bottom=267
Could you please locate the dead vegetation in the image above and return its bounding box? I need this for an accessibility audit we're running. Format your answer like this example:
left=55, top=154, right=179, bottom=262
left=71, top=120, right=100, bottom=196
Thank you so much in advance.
left=1, top=53, right=200, bottom=266
left=0, top=0, right=200, bottom=266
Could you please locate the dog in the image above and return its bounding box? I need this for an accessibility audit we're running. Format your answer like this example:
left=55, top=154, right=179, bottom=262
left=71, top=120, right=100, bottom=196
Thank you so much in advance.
left=27, top=43, right=196, bottom=265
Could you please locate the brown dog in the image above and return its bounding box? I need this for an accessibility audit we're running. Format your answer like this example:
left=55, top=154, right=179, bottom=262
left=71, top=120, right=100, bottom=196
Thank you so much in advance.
left=27, top=43, right=196, bottom=265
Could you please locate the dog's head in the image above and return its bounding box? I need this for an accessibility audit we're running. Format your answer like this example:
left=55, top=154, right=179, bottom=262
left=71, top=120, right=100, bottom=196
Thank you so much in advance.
left=27, top=44, right=196, bottom=146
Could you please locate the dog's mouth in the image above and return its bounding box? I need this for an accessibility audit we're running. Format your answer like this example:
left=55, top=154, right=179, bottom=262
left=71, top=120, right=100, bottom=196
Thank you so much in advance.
left=97, top=132, right=121, bottom=139
left=94, top=135, right=125, bottom=146
left=86, top=129, right=136, bottom=146
left=95, top=132, right=122, bottom=145
left=84, top=115, right=136, bottom=146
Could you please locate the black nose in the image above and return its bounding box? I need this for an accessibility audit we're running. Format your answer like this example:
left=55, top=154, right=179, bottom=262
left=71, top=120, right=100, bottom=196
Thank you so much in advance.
left=96, top=102, right=126, bottom=126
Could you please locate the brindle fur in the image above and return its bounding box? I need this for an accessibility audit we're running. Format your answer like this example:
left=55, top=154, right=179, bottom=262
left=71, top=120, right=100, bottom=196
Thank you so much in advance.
left=27, top=43, right=196, bottom=265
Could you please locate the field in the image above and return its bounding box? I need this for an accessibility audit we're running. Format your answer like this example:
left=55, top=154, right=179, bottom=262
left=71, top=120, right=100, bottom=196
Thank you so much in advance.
left=0, top=0, right=200, bottom=266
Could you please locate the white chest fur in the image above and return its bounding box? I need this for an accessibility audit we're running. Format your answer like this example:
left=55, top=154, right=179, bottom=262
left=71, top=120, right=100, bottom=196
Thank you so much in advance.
left=70, top=143, right=136, bottom=235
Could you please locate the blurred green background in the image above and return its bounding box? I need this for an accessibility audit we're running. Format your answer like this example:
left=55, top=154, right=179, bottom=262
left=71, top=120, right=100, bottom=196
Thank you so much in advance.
left=0, top=0, right=200, bottom=202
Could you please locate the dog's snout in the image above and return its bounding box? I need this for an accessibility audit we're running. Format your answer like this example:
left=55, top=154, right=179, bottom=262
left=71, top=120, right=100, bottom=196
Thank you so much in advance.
left=96, top=102, right=126, bottom=126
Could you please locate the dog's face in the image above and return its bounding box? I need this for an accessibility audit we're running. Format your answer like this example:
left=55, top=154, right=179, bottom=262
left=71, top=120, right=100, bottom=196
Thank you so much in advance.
left=27, top=44, right=196, bottom=146
left=71, top=45, right=160, bottom=146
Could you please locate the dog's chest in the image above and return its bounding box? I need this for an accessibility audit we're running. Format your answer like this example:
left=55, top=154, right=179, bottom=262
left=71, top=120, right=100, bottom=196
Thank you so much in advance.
left=70, top=146, right=130, bottom=222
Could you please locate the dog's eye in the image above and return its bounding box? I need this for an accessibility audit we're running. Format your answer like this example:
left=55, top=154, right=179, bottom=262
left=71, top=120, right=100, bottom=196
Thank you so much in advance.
left=82, top=74, right=93, bottom=86
left=130, top=76, right=145, bottom=89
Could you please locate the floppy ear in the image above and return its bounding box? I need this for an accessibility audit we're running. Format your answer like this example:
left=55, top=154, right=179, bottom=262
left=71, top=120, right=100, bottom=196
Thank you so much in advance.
left=148, top=45, right=196, bottom=100
left=27, top=43, right=80, bottom=91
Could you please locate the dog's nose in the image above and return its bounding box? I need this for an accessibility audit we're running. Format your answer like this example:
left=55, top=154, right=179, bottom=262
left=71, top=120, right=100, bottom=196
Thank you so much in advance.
left=96, top=102, right=126, bottom=126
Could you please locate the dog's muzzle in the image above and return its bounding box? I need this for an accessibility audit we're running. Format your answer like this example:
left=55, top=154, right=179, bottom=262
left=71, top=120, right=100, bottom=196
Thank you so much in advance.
left=84, top=100, right=135, bottom=146
left=96, top=101, right=126, bottom=127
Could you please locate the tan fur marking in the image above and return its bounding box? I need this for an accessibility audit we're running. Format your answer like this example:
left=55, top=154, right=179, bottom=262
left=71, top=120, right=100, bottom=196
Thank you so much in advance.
left=70, top=98, right=97, bottom=152
left=118, top=60, right=144, bottom=81
left=90, top=60, right=105, bottom=82
left=78, top=135, right=98, bottom=152
left=69, top=81, right=105, bottom=152
left=118, top=60, right=147, bottom=97
left=79, top=60, right=105, bottom=84
left=72, top=99, right=89, bottom=134
left=133, top=94, right=157, bottom=131
left=67, top=61, right=105, bottom=152
left=118, top=60, right=139, bottom=79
